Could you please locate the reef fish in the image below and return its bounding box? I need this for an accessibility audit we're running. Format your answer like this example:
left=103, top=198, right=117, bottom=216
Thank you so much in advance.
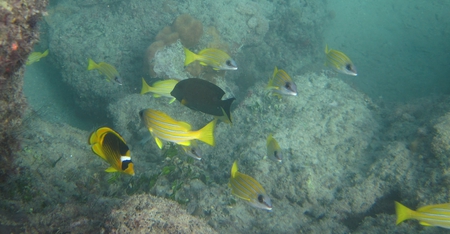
left=267, top=134, right=282, bottom=163
left=26, top=49, right=49, bottom=65
left=178, top=140, right=202, bottom=160
left=89, top=127, right=135, bottom=176
left=87, top=58, right=123, bottom=85
left=395, top=201, right=450, bottom=229
left=325, top=45, right=357, bottom=76
left=184, top=47, right=237, bottom=70
left=170, top=78, right=235, bottom=123
left=139, top=108, right=216, bottom=149
left=140, top=78, right=178, bottom=103
left=229, top=161, right=272, bottom=211
left=266, top=67, right=298, bottom=97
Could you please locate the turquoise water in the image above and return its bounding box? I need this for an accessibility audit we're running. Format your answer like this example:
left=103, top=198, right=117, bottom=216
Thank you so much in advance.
left=4, top=0, right=450, bottom=233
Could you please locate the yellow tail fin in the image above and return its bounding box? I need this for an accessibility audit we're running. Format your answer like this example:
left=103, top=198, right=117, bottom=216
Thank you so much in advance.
left=87, top=58, right=98, bottom=70
left=196, top=119, right=216, bottom=146
left=140, top=77, right=152, bottom=95
left=183, top=47, right=197, bottom=66
left=395, top=201, right=414, bottom=225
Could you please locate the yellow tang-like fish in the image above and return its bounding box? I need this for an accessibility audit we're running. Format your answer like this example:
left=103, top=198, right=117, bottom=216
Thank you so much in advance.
left=140, top=78, right=178, bottom=103
left=266, top=66, right=298, bottom=97
left=139, top=108, right=216, bottom=149
left=267, top=134, right=282, bottom=163
left=87, top=58, right=123, bottom=85
left=26, top=49, right=49, bottom=65
left=89, top=127, right=135, bottom=176
left=184, top=47, right=237, bottom=71
left=325, top=45, right=357, bottom=76
left=229, top=161, right=272, bottom=211
left=395, top=201, right=450, bottom=229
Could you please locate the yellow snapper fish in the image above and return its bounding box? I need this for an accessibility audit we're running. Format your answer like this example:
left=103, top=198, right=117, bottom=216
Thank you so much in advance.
left=139, top=108, right=216, bottom=149
left=395, top=201, right=450, bottom=229
left=325, top=44, right=357, bottom=76
left=267, top=134, right=282, bottom=163
left=87, top=58, right=123, bottom=85
left=229, top=161, right=272, bottom=211
left=266, top=66, right=298, bottom=97
left=140, top=78, right=178, bottom=103
left=89, top=127, right=135, bottom=176
left=178, top=140, right=202, bottom=160
left=26, top=49, right=49, bottom=65
left=184, top=47, right=238, bottom=71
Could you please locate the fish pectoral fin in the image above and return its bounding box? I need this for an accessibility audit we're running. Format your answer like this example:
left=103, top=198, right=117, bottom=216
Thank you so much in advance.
left=105, top=167, right=118, bottom=173
left=419, top=221, right=432, bottom=226
left=155, top=137, right=164, bottom=149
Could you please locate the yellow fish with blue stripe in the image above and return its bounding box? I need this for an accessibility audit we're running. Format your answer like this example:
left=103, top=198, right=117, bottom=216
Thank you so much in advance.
left=184, top=47, right=237, bottom=71
left=89, top=127, right=135, bottom=176
left=140, top=78, right=178, bottom=103
left=267, top=134, right=282, bottom=163
left=229, top=161, right=272, bottom=211
left=325, top=45, right=357, bottom=76
left=139, top=108, right=216, bottom=149
left=26, top=49, right=49, bottom=65
left=267, top=67, right=298, bottom=97
left=395, top=201, right=450, bottom=229
left=87, top=58, right=123, bottom=85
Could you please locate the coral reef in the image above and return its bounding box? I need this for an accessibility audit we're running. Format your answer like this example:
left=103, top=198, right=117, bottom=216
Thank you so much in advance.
left=0, top=0, right=48, bottom=182
left=146, top=14, right=203, bottom=77
left=105, top=194, right=217, bottom=234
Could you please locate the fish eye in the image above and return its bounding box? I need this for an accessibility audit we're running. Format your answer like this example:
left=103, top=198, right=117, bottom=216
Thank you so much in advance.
left=226, top=60, right=232, bottom=66
left=346, top=64, right=353, bottom=71
left=258, top=194, right=264, bottom=203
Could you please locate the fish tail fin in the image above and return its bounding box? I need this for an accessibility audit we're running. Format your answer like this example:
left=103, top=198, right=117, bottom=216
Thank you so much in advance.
left=221, top=97, right=235, bottom=123
left=395, top=201, right=414, bottom=225
left=183, top=47, right=197, bottom=66
left=325, top=44, right=330, bottom=54
left=231, top=161, right=238, bottom=178
left=196, top=119, right=216, bottom=146
left=42, top=49, right=49, bottom=57
left=87, top=58, right=98, bottom=70
left=140, top=77, right=152, bottom=95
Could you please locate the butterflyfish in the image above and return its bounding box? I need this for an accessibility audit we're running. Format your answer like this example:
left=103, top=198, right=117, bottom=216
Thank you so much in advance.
left=140, top=77, right=178, bottom=103
left=139, top=108, right=216, bottom=149
left=267, top=134, right=282, bottom=163
left=229, top=161, right=272, bottom=211
left=395, top=201, right=450, bottom=229
left=87, top=58, right=123, bottom=85
left=184, top=47, right=237, bottom=71
left=325, top=44, right=357, bottom=76
left=170, top=78, right=235, bottom=123
left=26, top=49, right=49, bottom=65
left=266, top=66, right=298, bottom=97
left=89, top=127, right=135, bottom=176
left=178, top=140, right=202, bottom=160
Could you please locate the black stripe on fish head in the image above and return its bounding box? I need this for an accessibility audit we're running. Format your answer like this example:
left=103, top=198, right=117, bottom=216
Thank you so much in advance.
left=121, top=159, right=132, bottom=171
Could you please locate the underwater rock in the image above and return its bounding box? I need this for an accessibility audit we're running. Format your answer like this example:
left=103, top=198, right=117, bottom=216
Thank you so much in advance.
left=106, top=194, right=217, bottom=234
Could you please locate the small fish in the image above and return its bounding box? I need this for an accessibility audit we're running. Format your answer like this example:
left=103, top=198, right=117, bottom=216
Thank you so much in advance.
left=89, top=127, right=135, bottom=176
left=184, top=47, right=237, bottom=70
left=229, top=161, right=272, bottom=211
left=139, top=108, right=216, bottom=149
left=170, top=78, right=235, bottom=123
left=325, top=45, right=357, bottom=76
left=140, top=78, right=178, bottom=103
left=87, top=58, right=123, bottom=85
left=26, top=49, right=49, bottom=65
left=178, top=140, right=202, bottom=160
left=266, top=67, right=298, bottom=97
left=395, top=201, right=450, bottom=229
left=267, top=134, right=282, bottom=162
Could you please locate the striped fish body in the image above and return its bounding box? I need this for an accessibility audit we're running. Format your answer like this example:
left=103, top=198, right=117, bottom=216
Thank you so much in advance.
left=184, top=47, right=237, bottom=70
left=87, top=58, right=123, bottom=84
left=267, top=66, right=297, bottom=96
left=26, top=49, right=49, bottom=65
left=140, top=78, right=178, bottom=101
left=229, top=161, right=272, bottom=210
left=396, top=201, right=450, bottom=229
left=325, top=45, right=357, bottom=76
left=139, top=109, right=215, bottom=149
left=267, top=134, right=282, bottom=162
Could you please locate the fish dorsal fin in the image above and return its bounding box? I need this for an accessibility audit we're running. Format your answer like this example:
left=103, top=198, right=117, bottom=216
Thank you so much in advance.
left=267, top=134, right=273, bottom=145
left=231, top=161, right=238, bottom=178
left=178, top=121, right=192, bottom=130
